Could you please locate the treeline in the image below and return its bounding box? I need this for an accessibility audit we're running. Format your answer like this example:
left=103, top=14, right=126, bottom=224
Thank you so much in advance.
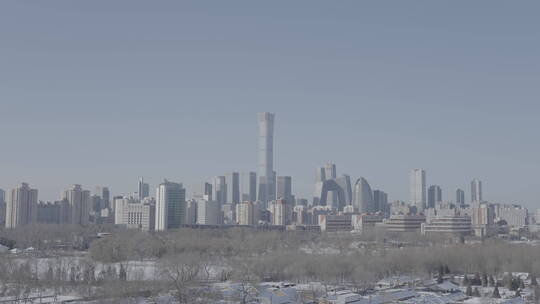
left=88, top=228, right=540, bottom=282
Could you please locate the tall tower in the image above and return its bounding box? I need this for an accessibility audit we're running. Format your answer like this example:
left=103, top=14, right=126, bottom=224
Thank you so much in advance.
left=257, top=112, right=275, bottom=205
left=471, top=179, right=482, bottom=204
left=456, top=188, right=465, bottom=207
left=353, top=177, right=374, bottom=213
left=155, top=180, right=186, bottom=231
left=276, top=176, right=293, bottom=204
left=427, top=185, right=442, bottom=209
left=409, top=169, right=426, bottom=213
left=138, top=178, right=150, bottom=201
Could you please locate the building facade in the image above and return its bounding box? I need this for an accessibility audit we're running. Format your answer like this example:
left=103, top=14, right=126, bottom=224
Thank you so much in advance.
left=155, top=180, right=186, bottom=231
left=257, top=112, right=276, bottom=205
left=6, top=183, right=38, bottom=228
left=409, top=169, right=426, bottom=213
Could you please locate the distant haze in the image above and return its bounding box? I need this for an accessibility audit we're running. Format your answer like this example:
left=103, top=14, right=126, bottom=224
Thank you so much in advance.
left=1, top=1, right=539, bottom=208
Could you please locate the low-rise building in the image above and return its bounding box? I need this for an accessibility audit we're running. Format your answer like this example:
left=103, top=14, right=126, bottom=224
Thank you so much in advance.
left=382, top=214, right=426, bottom=232
left=421, top=215, right=472, bottom=237
left=319, top=214, right=352, bottom=232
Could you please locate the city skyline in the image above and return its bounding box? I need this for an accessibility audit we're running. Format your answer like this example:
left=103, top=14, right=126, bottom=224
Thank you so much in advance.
left=1, top=2, right=539, bottom=208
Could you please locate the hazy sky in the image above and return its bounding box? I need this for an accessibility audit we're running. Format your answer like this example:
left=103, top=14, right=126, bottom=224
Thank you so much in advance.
left=1, top=1, right=539, bottom=208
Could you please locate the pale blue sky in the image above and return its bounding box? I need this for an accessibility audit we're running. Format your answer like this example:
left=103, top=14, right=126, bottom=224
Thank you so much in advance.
left=1, top=1, right=539, bottom=208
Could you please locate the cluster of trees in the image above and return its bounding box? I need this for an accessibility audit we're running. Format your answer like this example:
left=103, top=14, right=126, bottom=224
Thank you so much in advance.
left=5, top=225, right=540, bottom=302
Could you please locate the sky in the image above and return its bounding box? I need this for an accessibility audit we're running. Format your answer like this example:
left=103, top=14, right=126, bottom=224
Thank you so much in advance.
left=0, top=1, right=539, bottom=208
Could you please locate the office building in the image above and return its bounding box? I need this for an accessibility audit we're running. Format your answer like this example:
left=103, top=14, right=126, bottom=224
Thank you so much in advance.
left=0, top=189, right=5, bottom=226
left=197, top=199, right=221, bottom=225
left=313, top=173, right=353, bottom=211
left=373, top=190, right=388, bottom=214
left=6, top=183, right=38, bottom=228
left=427, top=185, right=442, bottom=209
left=351, top=214, right=385, bottom=233
left=495, top=204, right=528, bottom=227
left=353, top=177, right=374, bottom=213
left=421, top=215, right=472, bottom=237
left=257, top=112, right=276, bottom=205
left=276, top=176, right=293, bottom=204
left=382, top=215, right=426, bottom=232
left=240, top=172, right=257, bottom=202
left=138, top=178, right=150, bottom=201
left=192, top=182, right=213, bottom=201
left=155, top=180, right=186, bottom=231
left=213, top=176, right=227, bottom=205
left=471, top=179, right=483, bottom=203
left=117, top=199, right=155, bottom=231
left=409, top=169, right=426, bottom=213
left=319, top=214, right=352, bottom=232
left=270, top=199, right=290, bottom=226
left=185, top=199, right=198, bottom=225
left=456, top=188, right=465, bottom=207
left=236, top=201, right=258, bottom=225
left=225, top=172, right=240, bottom=205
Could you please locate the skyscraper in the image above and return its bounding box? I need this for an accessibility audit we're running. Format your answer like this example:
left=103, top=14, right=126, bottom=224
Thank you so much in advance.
left=353, top=177, right=374, bottom=213
left=276, top=176, right=293, bottom=204
left=373, top=190, right=388, bottom=213
left=155, top=180, right=186, bottom=231
left=427, top=185, right=442, bottom=209
left=225, top=172, right=240, bottom=205
left=6, top=183, right=38, bottom=228
left=192, top=182, right=213, bottom=201
left=471, top=179, right=483, bottom=203
left=63, top=184, right=91, bottom=226
left=456, top=188, right=465, bottom=207
left=409, top=169, right=426, bottom=213
left=0, top=189, right=5, bottom=226
left=213, top=176, right=227, bottom=205
left=196, top=199, right=221, bottom=225
left=257, top=112, right=275, bottom=205
left=138, top=177, right=150, bottom=201
left=94, top=186, right=110, bottom=210
left=324, top=164, right=337, bottom=205
left=240, top=172, right=257, bottom=202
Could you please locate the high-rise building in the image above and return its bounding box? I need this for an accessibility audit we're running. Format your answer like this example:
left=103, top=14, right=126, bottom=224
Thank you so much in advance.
left=257, top=112, right=275, bottom=205
left=240, top=172, right=257, bottom=202
left=270, top=199, right=290, bottom=226
left=373, top=190, right=388, bottom=214
left=225, top=172, right=240, bottom=205
left=409, top=169, right=426, bottom=213
left=0, top=189, right=5, bottom=226
left=6, top=183, right=38, bottom=228
left=456, top=188, right=465, bottom=207
left=324, top=164, right=337, bottom=205
left=185, top=199, right=198, bottom=225
left=63, top=184, right=91, bottom=226
left=155, top=180, right=186, bottom=231
left=138, top=178, right=150, bottom=201
left=36, top=200, right=70, bottom=224
left=427, top=185, right=442, bottom=209
left=276, top=176, right=293, bottom=204
left=316, top=167, right=326, bottom=183
left=192, top=182, right=213, bottom=201
left=236, top=201, right=260, bottom=225
left=196, top=199, right=221, bottom=225
left=212, top=176, right=227, bottom=205
left=353, top=177, right=374, bottom=213
left=94, top=186, right=110, bottom=210
left=471, top=179, right=483, bottom=204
